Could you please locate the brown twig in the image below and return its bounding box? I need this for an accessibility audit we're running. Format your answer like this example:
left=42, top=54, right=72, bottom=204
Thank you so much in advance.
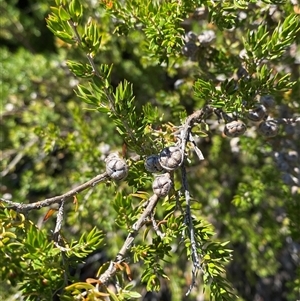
left=53, top=200, right=66, bottom=250
left=176, top=105, right=214, bottom=162
left=96, top=194, right=159, bottom=286
left=0, top=173, right=109, bottom=213
left=67, top=19, right=141, bottom=151
left=0, top=137, right=38, bottom=177
left=151, top=212, right=165, bottom=238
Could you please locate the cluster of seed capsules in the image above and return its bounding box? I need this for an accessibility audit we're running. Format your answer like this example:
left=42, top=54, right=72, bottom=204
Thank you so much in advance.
left=144, top=146, right=184, bottom=198
left=182, top=30, right=216, bottom=60
left=222, top=95, right=279, bottom=138
left=104, top=148, right=184, bottom=198
left=104, top=95, right=298, bottom=193
left=221, top=96, right=299, bottom=191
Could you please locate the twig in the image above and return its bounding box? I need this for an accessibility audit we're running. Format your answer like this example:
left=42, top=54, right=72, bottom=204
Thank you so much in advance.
left=52, top=201, right=70, bottom=288
left=53, top=200, right=66, bottom=248
left=67, top=19, right=116, bottom=112
left=1, top=137, right=38, bottom=177
left=67, top=19, right=141, bottom=151
left=277, top=117, right=300, bottom=124
left=121, top=194, right=159, bottom=259
left=150, top=212, right=165, bottom=238
left=97, top=194, right=159, bottom=286
left=181, top=164, right=201, bottom=295
left=176, top=106, right=214, bottom=162
left=188, top=132, right=204, bottom=160
left=0, top=173, right=109, bottom=212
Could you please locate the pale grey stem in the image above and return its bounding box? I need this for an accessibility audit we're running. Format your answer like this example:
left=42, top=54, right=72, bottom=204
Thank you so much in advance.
left=67, top=19, right=140, bottom=149
left=53, top=199, right=71, bottom=288
left=0, top=173, right=109, bottom=212
left=151, top=212, right=165, bottom=238
left=53, top=200, right=65, bottom=245
left=177, top=106, right=214, bottom=162
left=181, top=164, right=201, bottom=295
left=119, top=194, right=159, bottom=258
left=97, top=194, right=159, bottom=287
left=277, top=117, right=300, bottom=124
left=1, top=137, right=38, bottom=177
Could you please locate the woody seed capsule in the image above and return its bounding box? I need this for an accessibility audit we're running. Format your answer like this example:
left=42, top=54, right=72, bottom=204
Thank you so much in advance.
left=182, top=41, right=198, bottom=58
left=258, top=120, right=279, bottom=137
left=223, top=120, right=247, bottom=137
left=152, top=173, right=172, bottom=197
left=247, top=104, right=267, bottom=122
left=159, top=145, right=183, bottom=171
left=105, top=153, right=128, bottom=180
left=259, top=95, right=275, bottom=109
left=144, top=155, right=163, bottom=173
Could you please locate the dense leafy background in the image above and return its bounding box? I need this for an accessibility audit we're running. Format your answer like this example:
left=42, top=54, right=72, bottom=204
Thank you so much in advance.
left=1, top=0, right=299, bottom=301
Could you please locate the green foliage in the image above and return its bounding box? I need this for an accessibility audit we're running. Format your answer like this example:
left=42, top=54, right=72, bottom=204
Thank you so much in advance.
left=194, top=11, right=299, bottom=112
left=67, top=227, right=104, bottom=258
left=0, top=206, right=105, bottom=300
left=1, top=0, right=299, bottom=301
left=244, top=14, right=300, bottom=61
left=100, top=0, right=186, bottom=64
left=0, top=207, right=63, bottom=299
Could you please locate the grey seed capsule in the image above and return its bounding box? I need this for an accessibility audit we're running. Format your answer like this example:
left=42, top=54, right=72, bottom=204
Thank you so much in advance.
left=282, top=173, right=299, bottom=186
left=247, top=104, right=267, bottom=122
left=258, top=120, right=279, bottom=137
left=152, top=173, right=172, bottom=197
left=237, top=66, right=249, bottom=79
left=223, top=120, right=247, bottom=137
left=259, top=95, right=275, bottom=109
left=276, top=160, right=290, bottom=172
left=159, top=145, right=183, bottom=171
left=193, top=7, right=206, bottom=18
left=185, top=31, right=198, bottom=42
left=105, top=153, right=128, bottom=180
left=284, top=124, right=295, bottom=135
left=182, top=41, right=198, bottom=58
left=198, top=30, right=216, bottom=46
left=144, top=155, right=163, bottom=173
left=285, top=151, right=298, bottom=163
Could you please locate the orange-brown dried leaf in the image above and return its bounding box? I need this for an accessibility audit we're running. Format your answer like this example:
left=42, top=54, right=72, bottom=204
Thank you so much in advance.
left=86, top=278, right=101, bottom=284
left=43, top=208, right=57, bottom=222
left=73, top=195, right=78, bottom=211
left=122, top=262, right=133, bottom=281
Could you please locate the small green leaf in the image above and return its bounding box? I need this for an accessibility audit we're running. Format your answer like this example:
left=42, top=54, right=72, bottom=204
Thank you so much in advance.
left=65, top=282, right=95, bottom=291
left=69, top=0, right=83, bottom=20
left=123, top=291, right=142, bottom=299
left=58, top=6, right=70, bottom=21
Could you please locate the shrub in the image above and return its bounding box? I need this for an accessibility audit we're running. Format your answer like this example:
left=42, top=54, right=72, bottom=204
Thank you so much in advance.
left=1, top=1, right=299, bottom=301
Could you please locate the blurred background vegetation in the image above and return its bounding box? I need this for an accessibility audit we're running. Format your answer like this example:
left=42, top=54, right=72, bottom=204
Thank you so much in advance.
left=1, top=0, right=299, bottom=300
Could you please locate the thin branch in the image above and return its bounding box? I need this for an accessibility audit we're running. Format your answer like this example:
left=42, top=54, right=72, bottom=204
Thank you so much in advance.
left=97, top=194, right=159, bottom=286
left=277, top=117, right=300, bottom=124
left=53, top=200, right=65, bottom=248
left=68, top=20, right=103, bottom=79
left=150, top=212, right=165, bottom=238
left=1, top=137, right=38, bottom=177
left=53, top=199, right=72, bottom=301
left=181, top=163, right=201, bottom=296
left=67, top=19, right=141, bottom=151
left=67, top=19, right=116, bottom=113
left=121, top=194, right=159, bottom=259
left=176, top=106, right=214, bottom=162
left=0, top=173, right=109, bottom=213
